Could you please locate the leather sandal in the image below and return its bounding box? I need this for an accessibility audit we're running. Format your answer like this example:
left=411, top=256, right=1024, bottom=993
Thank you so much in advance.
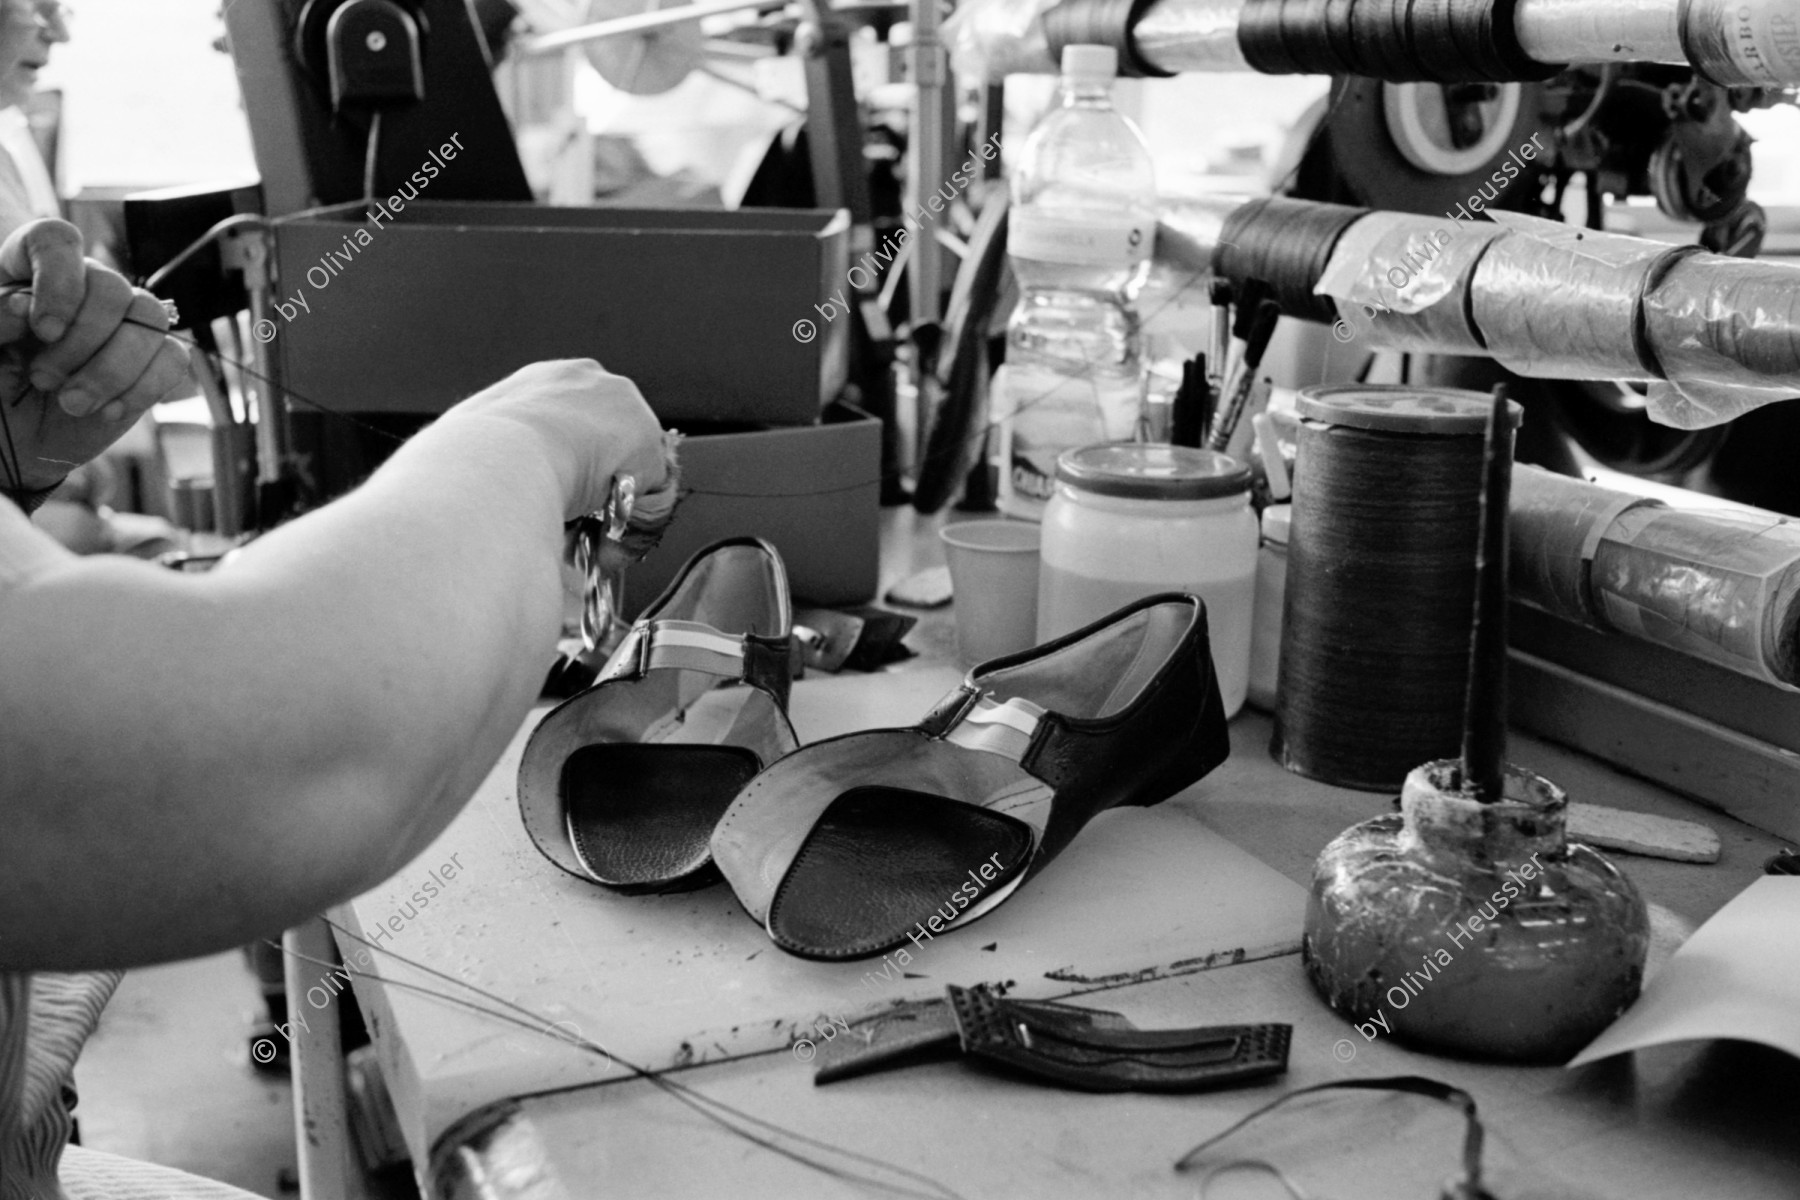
left=518, top=538, right=799, bottom=891
left=710, top=593, right=1230, bottom=959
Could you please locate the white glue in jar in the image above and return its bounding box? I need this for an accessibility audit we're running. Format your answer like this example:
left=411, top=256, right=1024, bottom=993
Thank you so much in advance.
left=1037, top=442, right=1258, bottom=717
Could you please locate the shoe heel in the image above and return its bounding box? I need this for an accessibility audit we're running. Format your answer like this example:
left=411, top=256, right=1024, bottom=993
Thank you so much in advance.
left=1122, top=640, right=1231, bottom=809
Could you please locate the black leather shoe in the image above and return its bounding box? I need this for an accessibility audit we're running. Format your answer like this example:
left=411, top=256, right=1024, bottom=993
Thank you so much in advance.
left=518, top=538, right=799, bottom=891
left=711, top=593, right=1230, bottom=959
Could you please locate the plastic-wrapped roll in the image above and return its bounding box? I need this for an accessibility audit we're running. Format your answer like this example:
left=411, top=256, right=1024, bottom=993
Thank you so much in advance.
left=1512, top=0, right=1685, bottom=65
left=1508, top=465, right=1661, bottom=628
left=942, top=0, right=1060, bottom=80
left=1133, top=0, right=1250, bottom=72
left=1591, top=507, right=1800, bottom=687
left=1044, top=0, right=1178, bottom=75
left=1641, top=251, right=1800, bottom=430
left=1680, top=0, right=1800, bottom=86
left=1313, top=211, right=1503, bottom=353
left=1470, top=216, right=1690, bottom=381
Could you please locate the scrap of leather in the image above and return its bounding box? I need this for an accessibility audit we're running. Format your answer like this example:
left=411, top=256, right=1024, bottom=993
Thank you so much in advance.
left=814, top=985, right=1290, bottom=1093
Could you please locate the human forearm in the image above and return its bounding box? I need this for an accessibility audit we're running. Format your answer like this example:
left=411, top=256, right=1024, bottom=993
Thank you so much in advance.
left=0, top=366, right=663, bottom=968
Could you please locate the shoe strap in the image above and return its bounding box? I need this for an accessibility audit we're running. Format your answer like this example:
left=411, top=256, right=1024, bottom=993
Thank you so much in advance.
left=599, top=618, right=792, bottom=700
left=926, top=685, right=1048, bottom=764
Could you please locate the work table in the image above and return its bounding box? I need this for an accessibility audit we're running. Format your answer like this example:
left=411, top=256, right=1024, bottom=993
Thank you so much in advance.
left=310, top=508, right=1799, bottom=1200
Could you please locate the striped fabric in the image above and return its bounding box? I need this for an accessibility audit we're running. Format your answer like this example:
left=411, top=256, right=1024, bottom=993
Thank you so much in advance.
left=1, top=969, right=122, bottom=1200
left=600, top=619, right=746, bottom=685
left=942, top=694, right=1046, bottom=763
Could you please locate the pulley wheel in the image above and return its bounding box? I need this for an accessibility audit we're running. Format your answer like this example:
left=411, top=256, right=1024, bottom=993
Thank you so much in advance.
left=581, top=0, right=705, bottom=95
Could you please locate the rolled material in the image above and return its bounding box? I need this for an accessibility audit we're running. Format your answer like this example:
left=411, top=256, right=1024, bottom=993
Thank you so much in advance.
left=942, top=0, right=1059, bottom=80
left=1233, top=0, right=1561, bottom=82
left=1045, top=0, right=1179, bottom=73
left=1680, top=0, right=1800, bottom=86
left=1512, top=0, right=1684, bottom=65
left=1150, top=196, right=1800, bottom=427
left=1133, top=0, right=1251, bottom=72
left=1508, top=464, right=1660, bottom=627
left=1593, top=507, right=1800, bottom=687
left=1469, top=214, right=1690, bottom=382
left=1275, top=385, right=1521, bottom=791
left=1508, top=466, right=1800, bottom=687
left=1155, top=194, right=1248, bottom=279
left=956, top=0, right=1800, bottom=81
left=1215, top=196, right=1368, bottom=323
left=1642, top=252, right=1800, bottom=430
left=1314, top=210, right=1503, bottom=353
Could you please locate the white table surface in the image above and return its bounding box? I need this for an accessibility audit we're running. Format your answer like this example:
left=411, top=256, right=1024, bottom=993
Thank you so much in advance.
left=332, top=509, right=1800, bottom=1200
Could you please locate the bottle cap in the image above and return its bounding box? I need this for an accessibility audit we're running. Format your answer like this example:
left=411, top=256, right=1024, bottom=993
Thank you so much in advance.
left=1060, top=44, right=1117, bottom=84
left=1261, top=502, right=1291, bottom=545
left=1056, top=442, right=1251, bottom=501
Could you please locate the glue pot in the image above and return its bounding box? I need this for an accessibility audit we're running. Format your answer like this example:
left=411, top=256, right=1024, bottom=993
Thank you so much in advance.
left=1037, top=442, right=1257, bottom=717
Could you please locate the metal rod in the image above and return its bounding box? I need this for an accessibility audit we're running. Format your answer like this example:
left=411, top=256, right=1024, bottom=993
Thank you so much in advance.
left=909, top=0, right=946, bottom=333
left=519, top=0, right=781, bottom=54
left=1012, top=0, right=1793, bottom=81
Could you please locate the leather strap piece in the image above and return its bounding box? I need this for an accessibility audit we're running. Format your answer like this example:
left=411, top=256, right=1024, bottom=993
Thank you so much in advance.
left=947, top=986, right=1291, bottom=1093
left=941, top=693, right=1048, bottom=764
left=599, top=618, right=793, bottom=702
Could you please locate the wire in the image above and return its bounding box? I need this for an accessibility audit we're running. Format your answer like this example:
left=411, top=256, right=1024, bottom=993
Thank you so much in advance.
left=1174, top=1075, right=1491, bottom=1197
left=142, top=214, right=271, bottom=295
left=1195, top=1160, right=1315, bottom=1200
left=284, top=921, right=968, bottom=1200
left=364, top=110, right=383, bottom=204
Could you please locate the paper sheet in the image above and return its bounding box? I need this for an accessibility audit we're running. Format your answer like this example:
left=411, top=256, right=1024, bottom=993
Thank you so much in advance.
left=1568, top=876, right=1800, bottom=1065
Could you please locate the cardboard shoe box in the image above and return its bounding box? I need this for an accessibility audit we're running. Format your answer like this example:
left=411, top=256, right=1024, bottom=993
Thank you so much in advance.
left=272, top=201, right=849, bottom=426
left=624, top=403, right=881, bottom=611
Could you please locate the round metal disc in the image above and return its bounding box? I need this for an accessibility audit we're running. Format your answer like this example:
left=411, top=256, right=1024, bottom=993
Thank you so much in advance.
left=581, top=0, right=704, bottom=95
left=1323, top=76, right=1556, bottom=215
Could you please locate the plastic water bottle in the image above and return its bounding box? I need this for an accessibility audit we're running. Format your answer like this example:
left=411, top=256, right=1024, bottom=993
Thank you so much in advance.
left=994, top=43, right=1156, bottom=521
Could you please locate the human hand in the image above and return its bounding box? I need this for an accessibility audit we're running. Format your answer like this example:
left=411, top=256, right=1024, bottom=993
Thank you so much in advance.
left=447, top=359, right=671, bottom=522
left=0, top=219, right=194, bottom=492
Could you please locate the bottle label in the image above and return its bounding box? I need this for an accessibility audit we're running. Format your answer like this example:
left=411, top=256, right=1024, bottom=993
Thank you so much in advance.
left=1714, top=3, right=1800, bottom=86
left=1010, top=209, right=1152, bottom=268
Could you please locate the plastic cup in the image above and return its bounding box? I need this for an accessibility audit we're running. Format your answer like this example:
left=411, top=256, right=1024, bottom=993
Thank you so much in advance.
left=940, top=520, right=1042, bottom=666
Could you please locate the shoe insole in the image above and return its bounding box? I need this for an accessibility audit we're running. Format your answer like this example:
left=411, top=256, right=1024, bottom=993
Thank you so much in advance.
left=563, top=743, right=762, bottom=890
left=768, top=787, right=1034, bottom=961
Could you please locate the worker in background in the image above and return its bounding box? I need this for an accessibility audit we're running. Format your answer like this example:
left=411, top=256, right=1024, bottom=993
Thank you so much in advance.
left=0, top=0, right=66, bottom=233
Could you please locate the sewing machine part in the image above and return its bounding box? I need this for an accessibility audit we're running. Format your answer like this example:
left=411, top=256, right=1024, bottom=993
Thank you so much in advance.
left=813, top=985, right=1291, bottom=1093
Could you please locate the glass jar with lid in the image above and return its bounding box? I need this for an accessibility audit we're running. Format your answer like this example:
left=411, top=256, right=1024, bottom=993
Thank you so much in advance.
left=1037, top=442, right=1258, bottom=717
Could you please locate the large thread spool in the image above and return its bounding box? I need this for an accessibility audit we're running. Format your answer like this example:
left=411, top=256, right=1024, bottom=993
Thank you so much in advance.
left=1274, top=385, right=1521, bottom=791
left=1215, top=197, right=1369, bottom=325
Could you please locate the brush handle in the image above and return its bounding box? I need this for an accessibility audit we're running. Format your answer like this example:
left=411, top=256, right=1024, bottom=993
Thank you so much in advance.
left=1460, top=386, right=1513, bottom=802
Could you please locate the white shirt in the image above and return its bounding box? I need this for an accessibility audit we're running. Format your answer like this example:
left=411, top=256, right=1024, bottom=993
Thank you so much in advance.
left=0, top=105, right=58, bottom=226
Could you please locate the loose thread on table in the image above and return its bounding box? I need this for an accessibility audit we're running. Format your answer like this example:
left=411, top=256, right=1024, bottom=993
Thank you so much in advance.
left=298, top=930, right=967, bottom=1200
left=301, top=920, right=968, bottom=1200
